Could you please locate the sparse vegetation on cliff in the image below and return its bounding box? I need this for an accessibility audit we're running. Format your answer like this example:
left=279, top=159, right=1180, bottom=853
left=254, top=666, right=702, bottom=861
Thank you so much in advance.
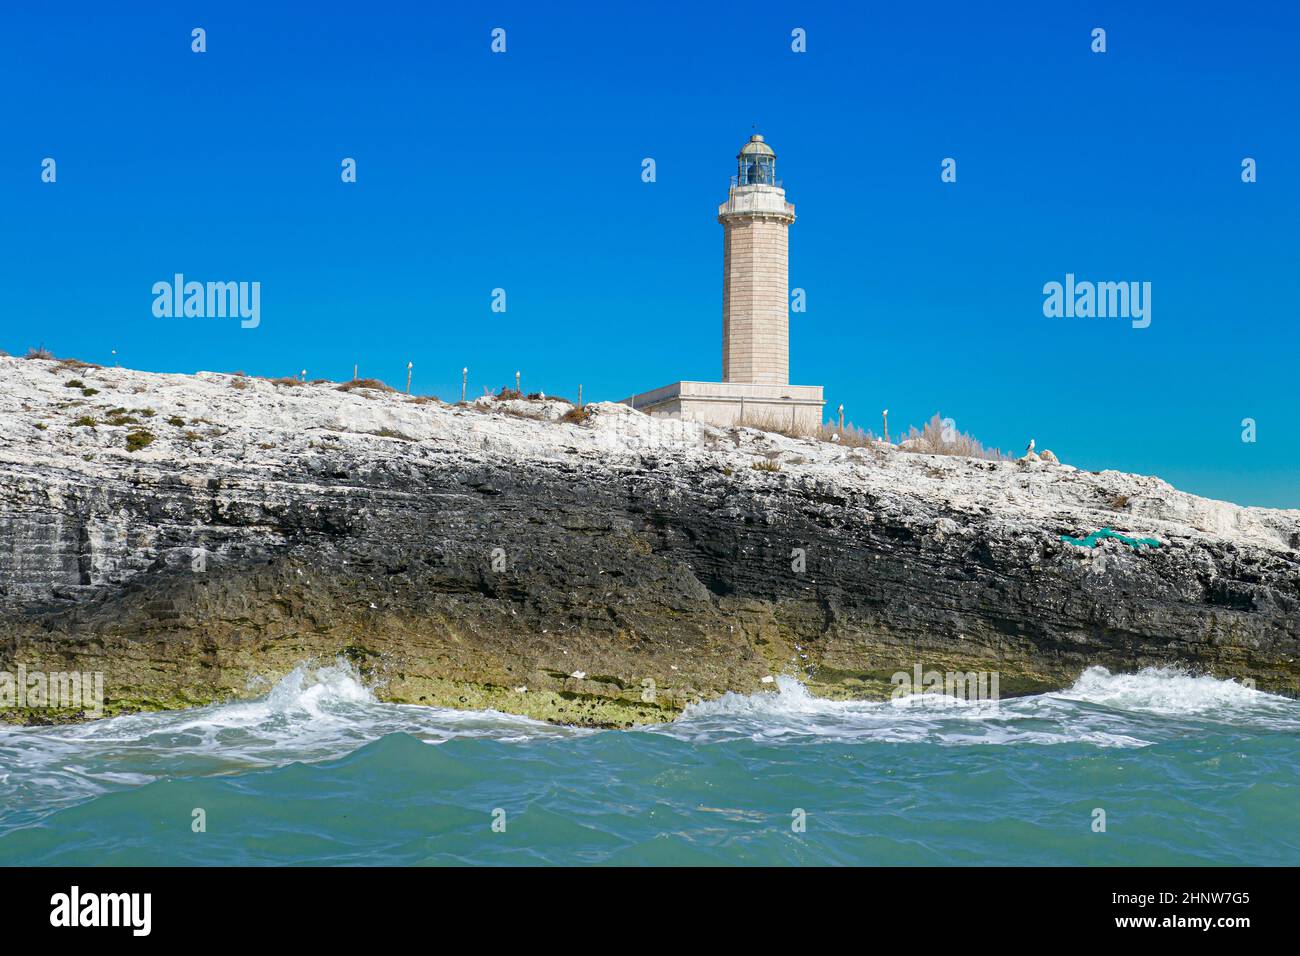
left=125, top=430, right=155, bottom=452
left=104, top=409, right=140, bottom=427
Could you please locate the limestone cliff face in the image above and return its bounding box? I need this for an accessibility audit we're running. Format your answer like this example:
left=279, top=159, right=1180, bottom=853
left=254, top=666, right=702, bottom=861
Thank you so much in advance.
left=1, top=356, right=1297, bottom=725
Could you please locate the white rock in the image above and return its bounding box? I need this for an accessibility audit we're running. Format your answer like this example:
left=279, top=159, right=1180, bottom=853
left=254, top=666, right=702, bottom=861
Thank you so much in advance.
left=1, top=356, right=1295, bottom=555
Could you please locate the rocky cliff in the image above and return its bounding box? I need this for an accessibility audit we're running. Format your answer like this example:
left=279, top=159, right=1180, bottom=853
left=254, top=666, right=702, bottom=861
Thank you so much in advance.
left=2, top=355, right=1297, bottom=725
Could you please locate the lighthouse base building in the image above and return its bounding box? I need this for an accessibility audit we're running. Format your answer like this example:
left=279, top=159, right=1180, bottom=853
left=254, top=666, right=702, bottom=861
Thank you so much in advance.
left=626, top=135, right=824, bottom=433
left=626, top=380, right=825, bottom=432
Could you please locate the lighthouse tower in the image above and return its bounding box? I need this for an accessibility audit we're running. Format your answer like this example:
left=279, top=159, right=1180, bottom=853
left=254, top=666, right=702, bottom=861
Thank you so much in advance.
left=720, top=135, right=796, bottom=385
left=626, top=134, right=824, bottom=432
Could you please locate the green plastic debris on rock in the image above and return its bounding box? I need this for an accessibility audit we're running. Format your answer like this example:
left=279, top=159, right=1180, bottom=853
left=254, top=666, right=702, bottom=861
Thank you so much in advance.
left=1060, top=527, right=1161, bottom=550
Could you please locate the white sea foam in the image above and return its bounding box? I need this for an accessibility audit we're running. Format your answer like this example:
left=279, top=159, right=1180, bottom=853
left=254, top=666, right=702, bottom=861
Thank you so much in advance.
left=653, top=668, right=1300, bottom=747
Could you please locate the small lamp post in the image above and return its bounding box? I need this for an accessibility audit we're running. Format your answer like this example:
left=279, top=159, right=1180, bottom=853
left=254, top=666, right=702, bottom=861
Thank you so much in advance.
left=406, top=361, right=413, bottom=394
left=461, top=367, right=468, bottom=404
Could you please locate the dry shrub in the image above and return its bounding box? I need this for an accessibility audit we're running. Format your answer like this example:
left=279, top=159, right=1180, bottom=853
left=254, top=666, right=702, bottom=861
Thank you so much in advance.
left=896, top=413, right=1010, bottom=461
left=338, top=378, right=395, bottom=393
left=25, top=347, right=54, bottom=360
left=497, top=406, right=542, bottom=421
left=736, top=410, right=813, bottom=438
left=560, top=405, right=592, bottom=425
left=816, top=422, right=878, bottom=448
left=267, top=377, right=301, bottom=387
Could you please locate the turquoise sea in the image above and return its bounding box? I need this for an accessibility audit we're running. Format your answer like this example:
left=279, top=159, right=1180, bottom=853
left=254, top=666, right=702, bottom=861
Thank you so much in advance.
left=1, top=662, right=1297, bottom=866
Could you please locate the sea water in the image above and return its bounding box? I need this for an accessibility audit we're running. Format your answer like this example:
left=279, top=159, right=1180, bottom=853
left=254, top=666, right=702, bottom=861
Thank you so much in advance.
left=1, top=662, right=1296, bottom=865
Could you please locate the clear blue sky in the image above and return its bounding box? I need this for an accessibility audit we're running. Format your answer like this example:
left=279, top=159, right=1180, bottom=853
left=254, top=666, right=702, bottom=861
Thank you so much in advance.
left=3, top=1, right=1297, bottom=507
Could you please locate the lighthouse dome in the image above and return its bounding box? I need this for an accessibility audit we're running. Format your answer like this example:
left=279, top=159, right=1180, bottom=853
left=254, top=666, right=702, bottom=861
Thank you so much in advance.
left=738, top=134, right=775, bottom=158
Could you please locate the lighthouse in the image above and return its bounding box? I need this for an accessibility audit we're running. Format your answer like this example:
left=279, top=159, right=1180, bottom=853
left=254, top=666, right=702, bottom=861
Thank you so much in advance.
left=721, top=134, right=796, bottom=385
left=626, top=134, right=824, bottom=431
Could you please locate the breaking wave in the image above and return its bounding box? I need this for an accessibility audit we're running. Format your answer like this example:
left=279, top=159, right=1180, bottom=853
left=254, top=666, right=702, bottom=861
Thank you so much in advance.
left=0, top=660, right=581, bottom=831
left=1056, top=665, right=1281, bottom=715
